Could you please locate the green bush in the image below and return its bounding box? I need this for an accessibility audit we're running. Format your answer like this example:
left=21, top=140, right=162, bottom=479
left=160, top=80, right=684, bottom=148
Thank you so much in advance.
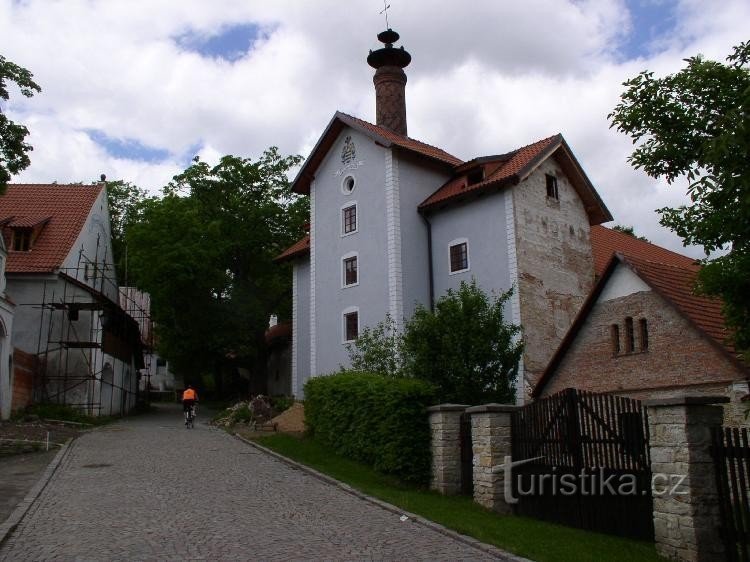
left=270, top=395, right=294, bottom=413
left=304, top=371, right=436, bottom=485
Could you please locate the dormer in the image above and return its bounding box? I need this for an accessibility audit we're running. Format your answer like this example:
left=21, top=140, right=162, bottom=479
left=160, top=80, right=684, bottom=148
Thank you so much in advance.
left=0, top=215, right=51, bottom=252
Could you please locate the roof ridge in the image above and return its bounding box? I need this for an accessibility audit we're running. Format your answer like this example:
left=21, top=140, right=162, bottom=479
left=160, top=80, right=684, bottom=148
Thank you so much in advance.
left=619, top=252, right=701, bottom=271
left=336, top=111, right=462, bottom=159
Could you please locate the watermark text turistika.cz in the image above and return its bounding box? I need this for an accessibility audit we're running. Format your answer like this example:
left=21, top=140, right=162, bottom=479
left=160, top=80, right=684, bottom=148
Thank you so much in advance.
left=494, top=455, right=687, bottom=504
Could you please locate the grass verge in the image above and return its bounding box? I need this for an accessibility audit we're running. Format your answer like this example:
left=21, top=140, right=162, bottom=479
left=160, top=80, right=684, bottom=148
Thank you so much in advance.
left=253, top=433, right=664, bottom=562
left=14, top=404, right=115, bottom=426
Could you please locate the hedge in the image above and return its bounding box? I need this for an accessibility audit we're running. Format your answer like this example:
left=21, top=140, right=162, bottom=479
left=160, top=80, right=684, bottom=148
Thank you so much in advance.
left=304, top=371, right=436, bottom=485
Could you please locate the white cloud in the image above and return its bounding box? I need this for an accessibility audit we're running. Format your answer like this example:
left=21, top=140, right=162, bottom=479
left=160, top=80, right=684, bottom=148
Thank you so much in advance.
left=1, top=0, right=747, bottom=256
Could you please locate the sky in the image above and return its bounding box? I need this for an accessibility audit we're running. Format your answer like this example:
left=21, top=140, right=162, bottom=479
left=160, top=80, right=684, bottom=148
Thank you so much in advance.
left=1, top=0, right=747, bottom=257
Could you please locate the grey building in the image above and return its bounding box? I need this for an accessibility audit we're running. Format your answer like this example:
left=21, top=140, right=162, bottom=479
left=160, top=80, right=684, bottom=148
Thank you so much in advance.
left=277, top=29, right=612, bottom=402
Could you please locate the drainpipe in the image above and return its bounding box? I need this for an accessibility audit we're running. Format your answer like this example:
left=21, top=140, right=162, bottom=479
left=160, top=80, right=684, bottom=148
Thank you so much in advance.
left=420, top=212, right=435, bottom=311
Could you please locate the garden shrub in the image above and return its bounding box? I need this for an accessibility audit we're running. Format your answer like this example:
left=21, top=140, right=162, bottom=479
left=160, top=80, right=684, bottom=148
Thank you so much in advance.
left=304, top=371, right=436, bottom=485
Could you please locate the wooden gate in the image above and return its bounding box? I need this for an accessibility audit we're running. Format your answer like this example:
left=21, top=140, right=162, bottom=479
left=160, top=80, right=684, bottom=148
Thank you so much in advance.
left=712, top=426, right=750, bottom=562
left=511, top=388, right=654, bottom=540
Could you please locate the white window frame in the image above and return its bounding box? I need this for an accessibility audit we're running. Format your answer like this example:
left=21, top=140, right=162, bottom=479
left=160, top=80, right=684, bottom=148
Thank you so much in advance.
left=448, top=237, right=470, bottom=275
left=341, top=201, right=358, bottom=237
left=342, top=306, right=360, bottom=344
left=341, top=251, right=359, bottom=288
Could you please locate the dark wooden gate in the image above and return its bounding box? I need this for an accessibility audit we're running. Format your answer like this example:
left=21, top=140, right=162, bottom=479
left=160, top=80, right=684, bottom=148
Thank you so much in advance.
left=511, top=388, right=653, bottom=540
left=459, top=412, right=473, bottom=495
left=712, top=426, right=750, bottom=562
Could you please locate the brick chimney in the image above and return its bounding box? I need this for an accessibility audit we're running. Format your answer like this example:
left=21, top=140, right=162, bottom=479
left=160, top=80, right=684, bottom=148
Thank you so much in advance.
left=367, top=29, right=411, bottom=136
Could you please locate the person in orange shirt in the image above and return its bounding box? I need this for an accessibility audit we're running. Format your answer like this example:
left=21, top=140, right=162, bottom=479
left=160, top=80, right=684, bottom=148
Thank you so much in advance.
left=182, top=385, right=198, bottom=426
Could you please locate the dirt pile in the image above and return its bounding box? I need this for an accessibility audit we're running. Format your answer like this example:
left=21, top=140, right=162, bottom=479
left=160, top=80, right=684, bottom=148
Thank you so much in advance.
left=271, top=402, right=305, bottom=433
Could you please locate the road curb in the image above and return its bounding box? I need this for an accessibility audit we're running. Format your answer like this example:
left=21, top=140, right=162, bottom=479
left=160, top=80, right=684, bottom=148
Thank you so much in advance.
left=234, top=433, right=531, bottom=562
left=0, top=438, right=74, bottom=547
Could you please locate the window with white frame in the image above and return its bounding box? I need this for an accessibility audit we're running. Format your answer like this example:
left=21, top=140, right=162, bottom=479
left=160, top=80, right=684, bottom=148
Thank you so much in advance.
left=448, top=238, right=469, bottom=274
left=342, top=252, right=358, bottom=287
left=342, top=203, right=357, bottom=235
left=342, top=307, right=359, bottom=342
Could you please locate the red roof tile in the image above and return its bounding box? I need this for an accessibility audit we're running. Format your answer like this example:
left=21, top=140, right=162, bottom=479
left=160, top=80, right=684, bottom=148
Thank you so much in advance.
left=338, top=113, right=463, bottom=167
left=265, top=321, right=292, bottom=345
left=591, top=225, right=699, bottom=277
left=275, top=235, right=310, bottom=263
left=1, top=184, right=103, bottom=273
left=419, top=135, right=560, bottom=210
left=622, top=255, right=736, bottom=357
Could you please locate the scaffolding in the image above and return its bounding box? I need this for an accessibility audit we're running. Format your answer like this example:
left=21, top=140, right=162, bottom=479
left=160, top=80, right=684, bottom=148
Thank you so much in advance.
left=26, top=238, right=150, bottom=416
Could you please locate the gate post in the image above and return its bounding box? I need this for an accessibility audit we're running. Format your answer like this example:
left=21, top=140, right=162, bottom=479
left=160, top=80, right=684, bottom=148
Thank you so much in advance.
left=466, top=403, right=519, bottom=514
left=427, top=404, right=469, bottom=495
left=645, top=396, right=728, bottom=562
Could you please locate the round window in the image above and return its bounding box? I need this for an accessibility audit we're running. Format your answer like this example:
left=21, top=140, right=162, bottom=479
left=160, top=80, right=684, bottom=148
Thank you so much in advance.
left=342, top=175, right=356, bottom=194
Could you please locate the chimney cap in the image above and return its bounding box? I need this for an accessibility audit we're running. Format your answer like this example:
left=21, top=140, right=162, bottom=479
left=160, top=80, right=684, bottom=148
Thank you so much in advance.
left=367, top=28, right=411, bottom=69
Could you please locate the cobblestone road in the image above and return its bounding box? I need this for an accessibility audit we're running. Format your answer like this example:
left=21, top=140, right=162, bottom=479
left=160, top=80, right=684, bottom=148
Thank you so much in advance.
left=0, top=404, right=498, bottom=561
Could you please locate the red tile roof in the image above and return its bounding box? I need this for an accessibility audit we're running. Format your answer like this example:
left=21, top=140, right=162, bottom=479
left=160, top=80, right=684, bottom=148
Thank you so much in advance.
left=420, top=135, right=560, bottom=210
left=275, top=235, right=310, bottom=263
left=0, top=184, right=103, bottom=273
left=338, top=113, right=463, bottom=167
left=591, top=225, right=699, bottom=276
left=265, top=321, right=292, bottom=345
left=622, top=254, right=736, bottom=357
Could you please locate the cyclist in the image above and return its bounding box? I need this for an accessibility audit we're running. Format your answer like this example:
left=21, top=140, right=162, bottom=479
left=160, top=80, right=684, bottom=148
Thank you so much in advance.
left=182, top=385, right=198, bottom=426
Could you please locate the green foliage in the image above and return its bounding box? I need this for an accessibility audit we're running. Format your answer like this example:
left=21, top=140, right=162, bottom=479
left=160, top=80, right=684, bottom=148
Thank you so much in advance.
left=611, top=225, right=649, bottom=242
left=609, top=41, right=750, bottom=356
left=304, top=371, right=436, bottom=484
left=269, top=395, right=294, bottom=413
left=17, top=403, right=111, bottom=426
left=0, top=54, right=41, bottom=193
left=345, top=313, right=403, bottom=377
left=104, top=179, right=151, bottom=284
left=347, top=280, right=523, bottom=404
left=126, top=148, right=308, bottom=391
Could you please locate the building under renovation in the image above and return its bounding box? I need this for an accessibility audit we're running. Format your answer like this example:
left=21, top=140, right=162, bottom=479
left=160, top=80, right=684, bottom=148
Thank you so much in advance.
left=0, top=183, right=144, bottom=416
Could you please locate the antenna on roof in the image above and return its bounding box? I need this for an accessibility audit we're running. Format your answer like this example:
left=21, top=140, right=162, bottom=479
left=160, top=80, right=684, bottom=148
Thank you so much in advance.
left=380, top=0, right=391, bottom=29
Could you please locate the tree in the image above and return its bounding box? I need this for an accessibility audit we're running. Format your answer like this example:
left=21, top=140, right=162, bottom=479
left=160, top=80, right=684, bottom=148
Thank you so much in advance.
left=0, top=55, right=41, bottom=193
left=609, top=41, right=750, bottom=355
left=104, top=179, right=151, bottom=285
left=612, top=224, right=649, bottom=242
left=126, top=149, right=307, bottom=394
left=347, top=280, right=523, bottom=404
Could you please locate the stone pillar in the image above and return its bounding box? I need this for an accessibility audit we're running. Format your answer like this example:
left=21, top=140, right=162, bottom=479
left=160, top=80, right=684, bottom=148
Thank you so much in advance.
left=646, top=396, right=729, bottom=562
left=427, top=404, right=469, bottom=494
left=466, top=403, right=519, bottom=514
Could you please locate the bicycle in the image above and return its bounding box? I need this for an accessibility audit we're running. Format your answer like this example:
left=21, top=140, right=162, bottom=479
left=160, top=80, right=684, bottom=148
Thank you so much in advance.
left=184, top=403, right=197, bottom=428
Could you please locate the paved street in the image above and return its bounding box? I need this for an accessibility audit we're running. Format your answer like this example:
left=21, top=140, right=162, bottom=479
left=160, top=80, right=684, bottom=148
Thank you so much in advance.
left=0, top=404, right=497, bottom=561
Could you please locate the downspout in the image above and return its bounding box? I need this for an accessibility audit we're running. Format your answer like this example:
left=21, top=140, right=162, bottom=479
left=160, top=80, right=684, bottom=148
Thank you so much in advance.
left=420, top=211, right=435, bottom=311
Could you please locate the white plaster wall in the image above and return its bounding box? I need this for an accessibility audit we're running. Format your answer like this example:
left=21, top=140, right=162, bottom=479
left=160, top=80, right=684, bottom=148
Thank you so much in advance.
left=312, top=128, right=389, bottom=376
left=598, top=263, right=652, bottom=302
left=0, top=299, right=15, bottom=420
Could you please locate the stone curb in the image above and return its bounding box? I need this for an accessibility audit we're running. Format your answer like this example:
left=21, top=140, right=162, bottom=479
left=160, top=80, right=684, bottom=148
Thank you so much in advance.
left=234, top=433, right=532, bottom=562
left=0, top=438, right=74, bottom=547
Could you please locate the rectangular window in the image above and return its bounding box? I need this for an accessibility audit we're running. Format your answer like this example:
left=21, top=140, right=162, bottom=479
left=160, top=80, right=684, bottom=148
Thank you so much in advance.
left=343, top=256, right=358, bottom=286
left=344, top=311, right=359, bottom=342
left=625, top=317, right=635, bottom=353
left=449, top=242, right=468, bottom=273
left=639, top=319, right=649, bottom=351
left=342, top=204, right=357, bottom=234
left=611, top=324, right=620, bottom=355
left=546, top=174, right=559, bottom=200
left=12, top=229, right=31, bottom=251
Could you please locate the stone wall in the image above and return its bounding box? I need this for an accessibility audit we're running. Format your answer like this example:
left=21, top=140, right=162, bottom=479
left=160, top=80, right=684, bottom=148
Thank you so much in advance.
left=647, top=397, right=727, bottom=562
left=427, top=404, right=467, bottom=495
left=541, top=290, right=748, bottom=400
left=513, top=158, right=595, bottom=395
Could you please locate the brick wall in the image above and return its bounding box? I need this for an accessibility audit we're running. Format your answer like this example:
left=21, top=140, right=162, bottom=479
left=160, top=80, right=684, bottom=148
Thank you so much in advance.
left=541, top=290, right=747, bottom=404
left=11, top=348, right=36, bottom=412
left=513, top=158, right=595, bottom=395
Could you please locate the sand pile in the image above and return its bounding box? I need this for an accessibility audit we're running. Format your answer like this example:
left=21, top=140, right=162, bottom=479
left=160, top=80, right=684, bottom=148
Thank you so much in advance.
left=271, top=402, right=305, bottom=433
